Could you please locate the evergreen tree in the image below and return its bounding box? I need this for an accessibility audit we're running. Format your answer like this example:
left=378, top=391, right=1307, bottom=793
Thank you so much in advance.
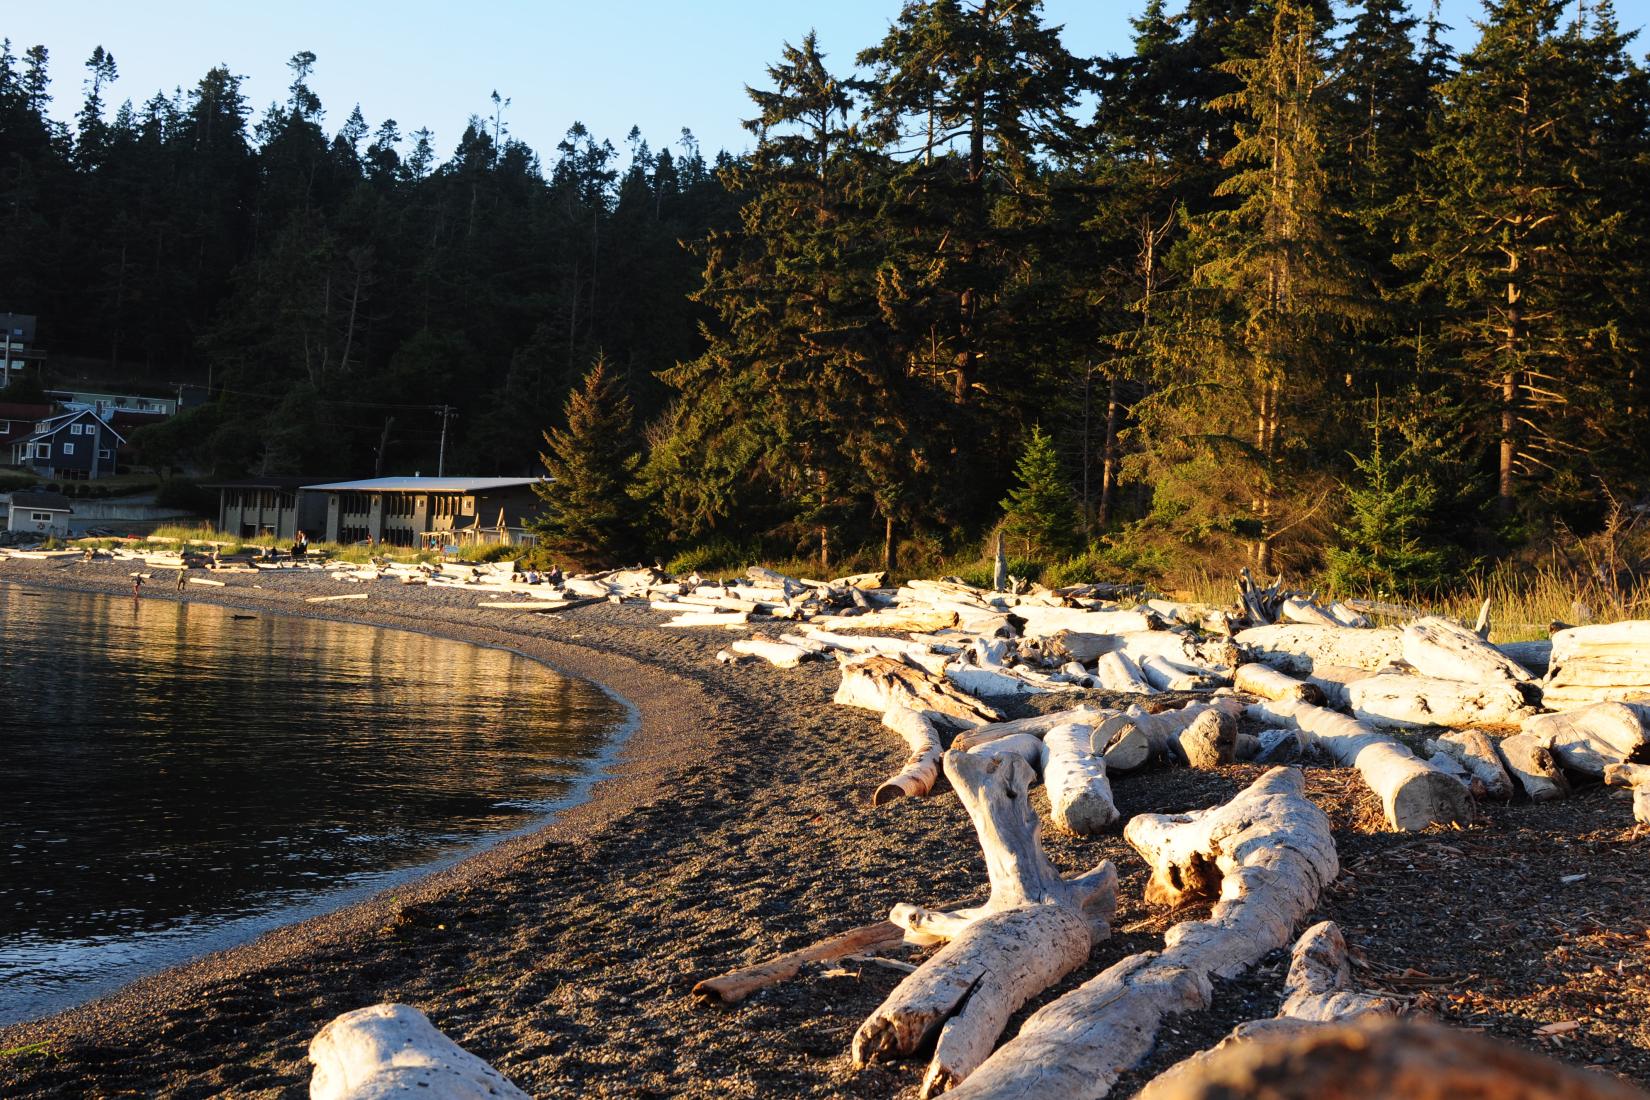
left=1326, top=402, right=1450, bottom=594
left=530, top=357, right=641, bottom=564
left=999, top=424, right=1078, bottom=559
left=1405, top=0, right=1650, bottom=522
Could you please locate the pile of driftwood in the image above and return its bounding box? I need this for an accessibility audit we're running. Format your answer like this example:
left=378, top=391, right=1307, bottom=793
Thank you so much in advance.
left=307, top=566, right=1650, bottom=1099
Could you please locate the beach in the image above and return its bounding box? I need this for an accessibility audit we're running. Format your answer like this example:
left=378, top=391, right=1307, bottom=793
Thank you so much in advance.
left=0, top=556, right=1645, bottom=1098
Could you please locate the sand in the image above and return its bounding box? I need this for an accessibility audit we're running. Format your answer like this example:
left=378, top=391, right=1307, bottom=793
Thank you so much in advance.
left=0, top=556, right=1645, bottom=1098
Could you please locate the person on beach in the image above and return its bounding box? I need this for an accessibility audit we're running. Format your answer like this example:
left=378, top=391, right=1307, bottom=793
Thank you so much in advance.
left=292, top=530, right=309, bottom=558
left=132, top=575, right=144, bottom=599
left=176, top=567, right=187, bottom=592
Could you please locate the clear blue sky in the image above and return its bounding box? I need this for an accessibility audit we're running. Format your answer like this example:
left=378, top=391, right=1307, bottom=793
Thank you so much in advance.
left=9, top=1, right=1641, bottom=165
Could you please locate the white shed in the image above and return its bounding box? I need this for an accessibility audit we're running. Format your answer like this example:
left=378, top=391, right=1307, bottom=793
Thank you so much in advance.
left=6, top=490, right=73, bottom=536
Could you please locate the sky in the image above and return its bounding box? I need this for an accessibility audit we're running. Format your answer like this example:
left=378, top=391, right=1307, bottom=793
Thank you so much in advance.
left=8, top=1, right=1645, bottom=166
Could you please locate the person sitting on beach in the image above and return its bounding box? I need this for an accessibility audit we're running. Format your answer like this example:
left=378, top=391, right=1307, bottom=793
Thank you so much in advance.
left=525, top=568, right=542, bottom=585
left=545, top=565, right=564, bottom=588
left=291, top=530, right=309, bottom=558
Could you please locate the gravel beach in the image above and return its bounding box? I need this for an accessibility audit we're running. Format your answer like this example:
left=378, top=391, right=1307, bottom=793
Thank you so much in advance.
left=0, top=556, right=1645, bottom=1098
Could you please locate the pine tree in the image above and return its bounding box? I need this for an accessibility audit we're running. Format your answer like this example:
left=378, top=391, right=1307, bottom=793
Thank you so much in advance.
left=1405, top=0, right=1650, bottom=522
left=1326, top=402, right=1449, bottom=595
left=1137, top=0, right=1370, bottom=572
left=531, top=358, right=641, bottom=565
left=999, top=424, right=1078, bottom=560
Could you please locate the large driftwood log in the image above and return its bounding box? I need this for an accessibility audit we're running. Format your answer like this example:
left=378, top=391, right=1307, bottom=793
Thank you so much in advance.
left=946, top=663, right=1045, bottom=697
left=1603, top=763, right=1650, bottom=825
left=1425, top=730, right=1515, bottom=800
left=1097, top=697, right=1249, bottom=766
left=1140, top=654, right=1226, bottom=692
left=966, top=732, right=1046, bottom=772
left=1236, top=624, right=1403, bottom=675
left=1176, top=710, right=1237, bottom=768
left=1401, top=616, right=1535, bottom=686
left=1040, top=722, right=1118, bottom=835
left=1495, top=731, right=1571, bottom=802
left=1246, top=699, right=1469, bottom=830
left=813, top=608, right=962, bottom=633
left=854, top=751, right=1116, bottom=1098
left=309, top=1003, right=530, bottom=1100
left=1302, top=663, right=1372, bottom=711
left=949, top=706, right=1104, bottom=751
left=835, top=655, right=1004, bottom=728
left=946, top=768, right=1337, bottom=1100
left=728, top=636, right=815, bottom=669
left=1544, top=621, right=1650, bottom=707
left=1234, top=662, right=1325, bottom=705
left=875, top=706, right=947, bottom=805
left=1011, top=605, right=1157, bottom=639
left=1092, top=650, right=1159, bottom=694
left=1523, top=702, right=1650, bottom=777
left=1133, top=1019, right=1650, bottom=1100
left=1348, top=672, right=1533, bottom=730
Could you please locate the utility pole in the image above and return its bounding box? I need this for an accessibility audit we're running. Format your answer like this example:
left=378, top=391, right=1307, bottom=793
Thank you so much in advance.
left=435, top=405, right=456, bottom=476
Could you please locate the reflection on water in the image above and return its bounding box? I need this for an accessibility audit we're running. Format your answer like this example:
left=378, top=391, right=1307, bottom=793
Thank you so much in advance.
left=0, top=584, right=625, bottom=1025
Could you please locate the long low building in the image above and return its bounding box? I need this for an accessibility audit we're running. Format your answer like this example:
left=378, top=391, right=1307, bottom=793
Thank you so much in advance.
left=207, top=478, right=331, bottom=542
left=304, top=477, right=545, bottom=547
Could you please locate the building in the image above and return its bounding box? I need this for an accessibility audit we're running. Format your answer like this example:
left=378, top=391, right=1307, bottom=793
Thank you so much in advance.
left=6, top=490, right=72, bottom=536
left=46, top=387, right=178, bottom=418
left=206, top=478, right=330, bottom=542
left=304, top=477, right=545, bottom=547
left=0, top=402, right=55, bottom=453
left=0, top=313, right=45, bottom=382
left=10, top=409, right=125, bottom=479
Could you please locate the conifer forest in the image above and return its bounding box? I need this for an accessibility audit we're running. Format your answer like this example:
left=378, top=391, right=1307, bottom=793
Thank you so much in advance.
left=4, top=0, right=1649, bottom=591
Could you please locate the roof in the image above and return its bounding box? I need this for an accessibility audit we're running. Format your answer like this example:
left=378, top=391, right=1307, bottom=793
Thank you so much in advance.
left=10, top=490, right=72, bottom=512
left=302, top=477, right=545, bottom=493
left=203, top=477, right=333, bottom=490
left=13, top=408, right=127, bottom=446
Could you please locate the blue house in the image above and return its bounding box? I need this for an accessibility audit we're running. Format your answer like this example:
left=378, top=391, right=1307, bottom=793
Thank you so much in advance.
left=10, top=409, right=126, bottom=480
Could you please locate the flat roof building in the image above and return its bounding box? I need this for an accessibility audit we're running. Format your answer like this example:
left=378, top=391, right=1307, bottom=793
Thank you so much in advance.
left=302, top=477, right=546, bottom=548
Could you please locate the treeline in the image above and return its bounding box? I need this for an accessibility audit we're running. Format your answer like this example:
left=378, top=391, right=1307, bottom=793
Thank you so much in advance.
left=7, top=1, right=1650, bottom=590
left=0, top=45, right=735, bottom=475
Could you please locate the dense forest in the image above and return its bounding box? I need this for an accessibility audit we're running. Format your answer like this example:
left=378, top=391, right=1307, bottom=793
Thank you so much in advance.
left=3, top=0, right=1648, bottom=589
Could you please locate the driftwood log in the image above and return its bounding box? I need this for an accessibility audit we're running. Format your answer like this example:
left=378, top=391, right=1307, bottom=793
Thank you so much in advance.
left=1040, top=722, right=1118, bottom=835
left=1544, top=621, right=1650, bottom=707
left=1603, top=763, right=1650, bottom=825
left=1132, top=1018, right=1650, bottom=1100
left=1348, top=672, right=1534, bottom=730
left=1495, top=731, right=1571, bottom=802
left=946, top=768, right=1337, bottom=1100
left=692, top=920, right=908, bottom=1005
left=309, top=1003, right=530, bottom=1100
left=1425, top=730, right=1516, bottom=800
left=1523, top=702, right=1650, bottom=777
left=875, top=706, right=948, bottom=805
left=1246, top=699, right=1469, bottom=830
left=853, top=751, right=1117, bottom=1097
left=1236, top=624, right=1403, bottom=675
left=1401, top=616, right=1536, bottom=688
left=835, top=655, right=1004, bottom=728
left=1092, top=650, right=1159, bottom=694
left=1234, top=662, right=1325, bottom=705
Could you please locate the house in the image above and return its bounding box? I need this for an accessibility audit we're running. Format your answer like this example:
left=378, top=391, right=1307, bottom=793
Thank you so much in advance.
left=303, top=477, right=545, bottom=548
left=0, top=313, right=44, bottom=381
left=0, top=402, right=55, bottom=453
left=10, top=409, right=126, bottom=479
left=6, top=490, right=72, bottom=536
left=206, top=478, right=331, bottom=542
left=46, top=388, right=179, bottom=418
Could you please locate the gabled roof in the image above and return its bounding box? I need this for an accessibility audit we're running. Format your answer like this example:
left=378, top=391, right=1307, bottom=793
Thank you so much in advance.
left=302, top=477, right=545, bottom=493
left=13, top=408, right=127, bottom=447
left=10, top=490, right=72, bottom=512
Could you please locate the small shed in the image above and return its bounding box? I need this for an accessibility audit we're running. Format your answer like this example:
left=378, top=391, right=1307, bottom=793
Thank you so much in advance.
left=7, top=490, right=73, bottom=536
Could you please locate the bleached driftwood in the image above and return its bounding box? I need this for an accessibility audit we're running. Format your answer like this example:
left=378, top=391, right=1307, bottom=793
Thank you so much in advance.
left=1425, top=730, right=1515, bottom=800
left=661, top=609, right=750, bottom=628
left=813, top=607, right=962, bottom=633
left=1301, top=663, right=1371, bottom=711
left=835, top=656, right=1004, bottom=729
left=1253, top=726, right=1306, bottom=765
left=1498, top=639, right=1553, bottom=678
left=875, top=706, right=947, bottom=806
left=854, top=751, right=1117, bottom=1098
left=1236, top=625, right=1403, bottom=675
left=1348, top=673, right=1533, bottom=730
left=1234, top=662, right=1324, bottom=705
left=799, top=627, right=927, bottom=658
left=692, top=919, right=908, bottom=1004
left=1092, top=650, right=1159, bottom=694
left=1092, top=698, right=1246, bottom=765
left=1136, top=1018, right=1650, bottom=1100
left=1176, top=709, right=1238, bottom=768
left=1246, top=699, right=1469, bottom=831
left=949, top=707, right=1103, bottom=751
left=946, top=768, right=1337, bottom=1100
left=1543, top=621, right=1650, bottom=707
left=1522, top=702, right=1650, bottom=777
left=946, top=663, right=1046, bottom=697
left=966, top=733, right=1046, bottom=773
left=1603, top=763, right=1650, bottom=825
left=1401, top=616, right=1535, bottom=687
left=1494, top=731, right=1570, bottom=802
left=728, top=637, right=815, bottom=669
left=1040, top=722, right=1118, bottom=835
left=1092, top=712, right=1153, bottom=772
left=309, top=1003, right=529, bottom=1100
left=1011, top=605, right=1157, bottom=639
left=1140, top=921, right=1400, bottom=1095
left=1140, top=654, right=1225, bottom=692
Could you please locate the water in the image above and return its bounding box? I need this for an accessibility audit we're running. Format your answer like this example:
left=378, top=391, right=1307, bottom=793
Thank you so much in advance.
left=0, top=583, right=628, bottom=1025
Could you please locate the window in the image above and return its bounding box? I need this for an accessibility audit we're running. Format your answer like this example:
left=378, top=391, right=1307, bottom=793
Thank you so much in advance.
left=99, top=449, right=112, bottom=460
left=69, top=423, right=82, bottom=435
left=62, top=442, right=74, bottom=455
left=32, top=443, right=49, bottom=459
left=31, top=512, right=53, bottom=522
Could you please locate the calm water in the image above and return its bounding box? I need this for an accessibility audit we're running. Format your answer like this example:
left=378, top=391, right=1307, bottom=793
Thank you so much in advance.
left=0, top=583, right=628, bottom=1025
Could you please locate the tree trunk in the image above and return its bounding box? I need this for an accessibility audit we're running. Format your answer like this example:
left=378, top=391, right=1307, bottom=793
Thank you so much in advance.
left=1235, top=662, right=1325, bottom=705
left=874, top=706, right=946, bottom=806
left=1347, top=673, right=1533, bottom=730
left=1040, top=722, right=1118, bottom=835
left=1522, top=702, right=1650, bottom=777
left=1426, top=730, right=1515, bottom=800
left=1494, top=731, right=1570, bottom=803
